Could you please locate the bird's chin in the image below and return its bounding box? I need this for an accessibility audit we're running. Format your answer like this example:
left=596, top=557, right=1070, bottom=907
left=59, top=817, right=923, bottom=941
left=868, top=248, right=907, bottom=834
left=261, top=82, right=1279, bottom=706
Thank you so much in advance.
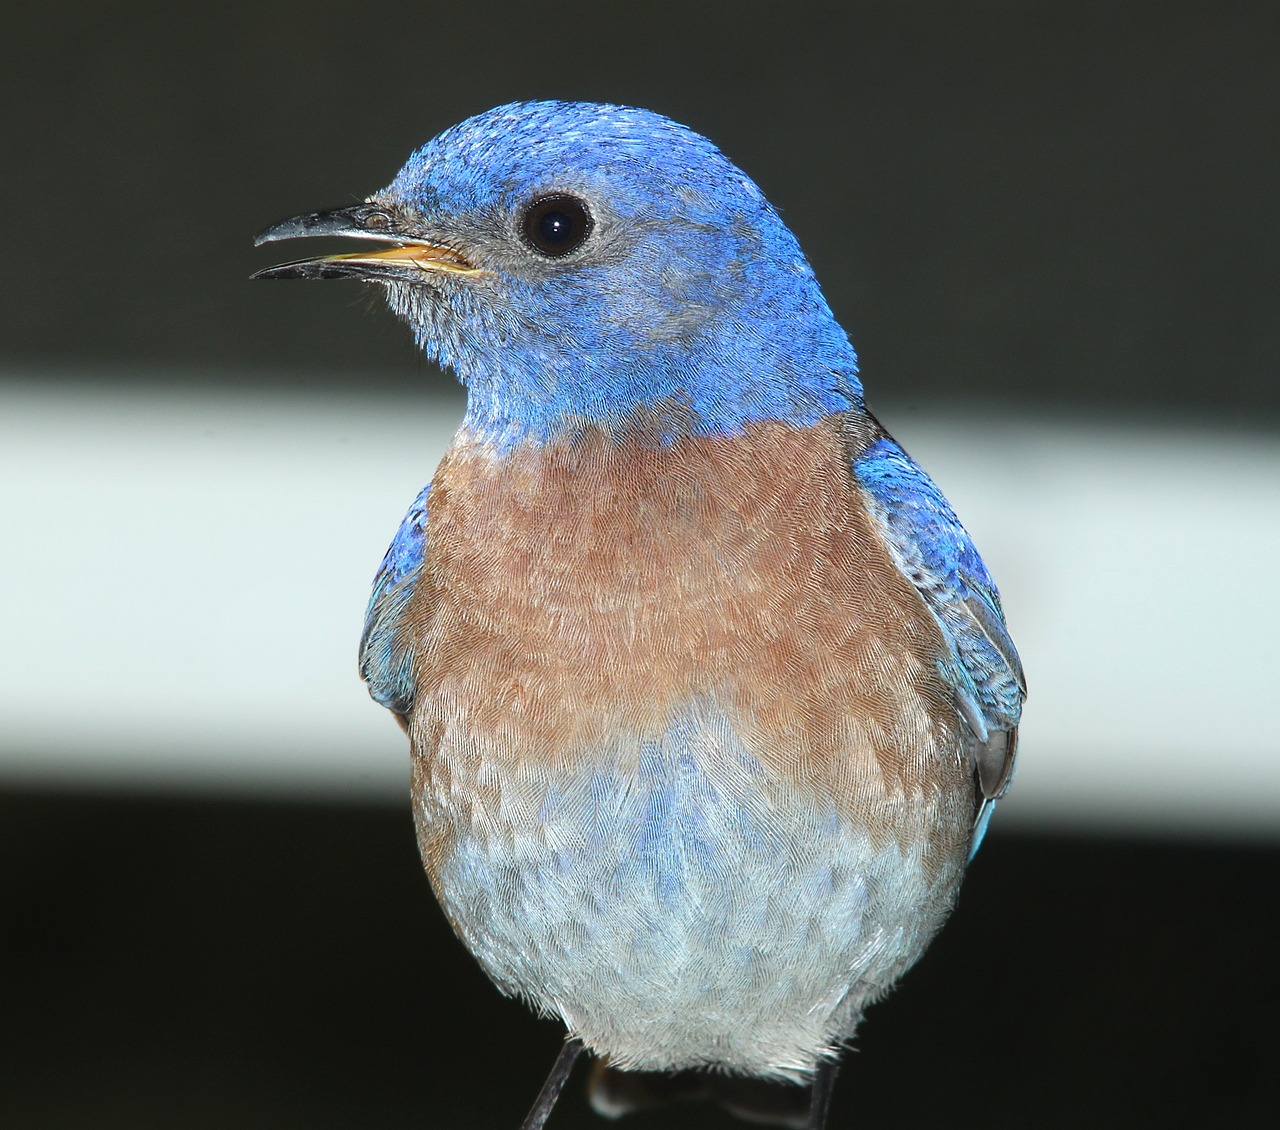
left=379, top=279, right=455, bottom=361
left=381, top=278, right=432, bottom=318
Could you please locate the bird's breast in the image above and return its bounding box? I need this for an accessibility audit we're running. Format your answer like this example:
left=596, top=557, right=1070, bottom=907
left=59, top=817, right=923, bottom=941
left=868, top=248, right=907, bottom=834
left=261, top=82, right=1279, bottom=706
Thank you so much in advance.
left=406, top=414, right=967, bottom=867
left=400, top=414, right=973, bottom=1072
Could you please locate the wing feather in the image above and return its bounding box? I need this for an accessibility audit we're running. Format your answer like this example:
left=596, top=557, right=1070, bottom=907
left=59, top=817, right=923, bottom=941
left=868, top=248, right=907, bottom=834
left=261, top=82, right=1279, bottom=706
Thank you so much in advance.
left=852, top=434, right=1025, bottom=854
left=358, top=483, right=431, bottom=719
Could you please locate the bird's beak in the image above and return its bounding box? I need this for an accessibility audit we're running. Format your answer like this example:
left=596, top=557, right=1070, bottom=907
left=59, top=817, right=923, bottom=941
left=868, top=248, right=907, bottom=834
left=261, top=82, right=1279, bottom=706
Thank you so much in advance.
left=251, top=202, right=479, bottom=281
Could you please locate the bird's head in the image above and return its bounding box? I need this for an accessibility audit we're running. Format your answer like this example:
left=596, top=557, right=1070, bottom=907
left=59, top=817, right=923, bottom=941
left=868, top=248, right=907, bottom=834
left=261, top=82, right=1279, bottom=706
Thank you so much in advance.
left=256, top=101, right=860, bottom=447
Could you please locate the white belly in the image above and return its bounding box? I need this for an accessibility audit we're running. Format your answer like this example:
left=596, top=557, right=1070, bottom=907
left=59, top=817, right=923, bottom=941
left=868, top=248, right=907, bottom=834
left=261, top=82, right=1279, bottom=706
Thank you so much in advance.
left=415, top=706, right=970, bottom=1079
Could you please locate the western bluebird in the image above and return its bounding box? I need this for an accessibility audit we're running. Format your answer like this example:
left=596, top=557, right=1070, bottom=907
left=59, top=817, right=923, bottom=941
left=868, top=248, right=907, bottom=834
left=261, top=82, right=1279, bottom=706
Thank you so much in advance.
left=254, top=101, right=1024, bottom=1129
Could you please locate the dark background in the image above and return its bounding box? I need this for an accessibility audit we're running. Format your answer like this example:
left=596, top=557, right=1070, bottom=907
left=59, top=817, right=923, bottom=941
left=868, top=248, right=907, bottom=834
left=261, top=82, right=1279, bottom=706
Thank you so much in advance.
left=7, top=0, right=1278, bottom=418
left=4, top=2, right=1278, bottom=1127
left=5, top=793, right=1276, bottom=1129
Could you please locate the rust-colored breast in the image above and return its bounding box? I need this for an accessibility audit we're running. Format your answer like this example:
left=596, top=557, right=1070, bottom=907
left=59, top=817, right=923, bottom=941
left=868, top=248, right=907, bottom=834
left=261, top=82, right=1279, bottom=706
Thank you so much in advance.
left=408, top=416, right=963, bottom=812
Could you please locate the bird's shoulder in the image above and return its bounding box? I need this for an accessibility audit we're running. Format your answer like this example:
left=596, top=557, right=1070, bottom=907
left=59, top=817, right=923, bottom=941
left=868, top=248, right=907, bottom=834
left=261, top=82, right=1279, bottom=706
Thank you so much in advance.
left=849, top=424, right=1025, bottom=851
left=359, top=482, right=431, bottom=720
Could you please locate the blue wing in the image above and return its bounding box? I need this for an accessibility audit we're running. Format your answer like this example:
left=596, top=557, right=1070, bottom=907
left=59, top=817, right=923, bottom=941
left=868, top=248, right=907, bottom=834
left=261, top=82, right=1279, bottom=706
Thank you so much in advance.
left=358, top=483, right=431, bottom=722
left=853, top=435, right=1026, bottom=855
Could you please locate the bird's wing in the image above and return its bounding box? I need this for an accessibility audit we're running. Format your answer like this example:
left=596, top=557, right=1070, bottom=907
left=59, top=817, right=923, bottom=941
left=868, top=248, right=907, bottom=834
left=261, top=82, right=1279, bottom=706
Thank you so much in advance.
left=359, top=483, right=431, bottom=723
left=852, top=434, right=1026, bottom=855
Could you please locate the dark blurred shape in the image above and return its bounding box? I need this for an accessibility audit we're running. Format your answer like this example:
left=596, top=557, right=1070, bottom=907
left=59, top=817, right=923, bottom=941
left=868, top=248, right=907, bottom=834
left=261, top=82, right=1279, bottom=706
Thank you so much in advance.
left=2, top=788, right=1276, bottom=1129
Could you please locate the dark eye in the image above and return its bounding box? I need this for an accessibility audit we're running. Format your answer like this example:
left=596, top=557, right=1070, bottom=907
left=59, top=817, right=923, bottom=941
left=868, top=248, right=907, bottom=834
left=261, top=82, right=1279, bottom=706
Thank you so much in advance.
left=522, top=194, right=593, bottom=257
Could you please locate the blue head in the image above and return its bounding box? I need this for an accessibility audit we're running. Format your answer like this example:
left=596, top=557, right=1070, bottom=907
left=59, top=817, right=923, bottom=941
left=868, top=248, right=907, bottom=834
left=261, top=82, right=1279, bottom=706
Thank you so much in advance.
left=256, top=101, right=861, bottom=447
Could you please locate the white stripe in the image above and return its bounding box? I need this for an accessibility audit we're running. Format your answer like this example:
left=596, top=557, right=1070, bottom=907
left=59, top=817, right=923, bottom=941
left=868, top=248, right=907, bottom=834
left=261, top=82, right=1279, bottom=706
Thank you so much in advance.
left=1, top=374, right=1277, bottom=837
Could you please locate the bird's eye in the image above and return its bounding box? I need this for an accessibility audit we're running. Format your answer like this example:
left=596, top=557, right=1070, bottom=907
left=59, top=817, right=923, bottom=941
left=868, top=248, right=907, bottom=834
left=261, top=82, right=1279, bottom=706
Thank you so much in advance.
left=521, top=194, right=593, bottom=257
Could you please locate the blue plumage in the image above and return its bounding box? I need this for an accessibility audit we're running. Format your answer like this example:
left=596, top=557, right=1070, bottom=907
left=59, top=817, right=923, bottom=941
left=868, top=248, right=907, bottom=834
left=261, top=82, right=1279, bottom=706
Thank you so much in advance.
left=855, top=436, right=1024, bottom=733
left=376, top=102, right=861, bottom=448
left=359, top=482, right=429, bottom=715
left=255, top=99, right=1025, bottom=1130
left=853, top=436, right=1024, bottom=854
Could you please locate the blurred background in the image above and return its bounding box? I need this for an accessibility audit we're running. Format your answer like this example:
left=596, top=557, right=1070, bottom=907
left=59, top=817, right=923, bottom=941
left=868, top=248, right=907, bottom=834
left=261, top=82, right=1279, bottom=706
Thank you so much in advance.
left=3, top=1, right=1278, bottom=1126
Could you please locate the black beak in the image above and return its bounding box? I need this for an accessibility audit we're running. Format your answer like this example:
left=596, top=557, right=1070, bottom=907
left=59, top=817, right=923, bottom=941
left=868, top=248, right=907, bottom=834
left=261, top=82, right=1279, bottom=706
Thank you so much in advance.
left=252, top=203, right=477, bottom=281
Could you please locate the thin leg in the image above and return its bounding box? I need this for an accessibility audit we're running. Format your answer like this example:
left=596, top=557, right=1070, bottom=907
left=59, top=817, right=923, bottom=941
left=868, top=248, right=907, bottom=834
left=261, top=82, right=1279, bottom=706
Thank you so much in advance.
left=520, top=1037, right=585, bottom=1130
left=805, top=1059, right=840, bottom=1130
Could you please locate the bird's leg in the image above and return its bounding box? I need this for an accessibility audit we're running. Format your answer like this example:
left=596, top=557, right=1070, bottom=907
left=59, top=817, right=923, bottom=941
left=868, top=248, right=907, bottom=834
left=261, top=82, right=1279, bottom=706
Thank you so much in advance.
left=520, top=1037, right=585, bottom=1130
left=804, top=1059, right=840, bottom=1130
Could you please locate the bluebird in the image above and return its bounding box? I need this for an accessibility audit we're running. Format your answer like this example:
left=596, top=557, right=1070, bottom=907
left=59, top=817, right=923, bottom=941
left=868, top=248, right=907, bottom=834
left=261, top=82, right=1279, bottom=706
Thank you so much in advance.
left=254, top=101, right=1024, bottom=1129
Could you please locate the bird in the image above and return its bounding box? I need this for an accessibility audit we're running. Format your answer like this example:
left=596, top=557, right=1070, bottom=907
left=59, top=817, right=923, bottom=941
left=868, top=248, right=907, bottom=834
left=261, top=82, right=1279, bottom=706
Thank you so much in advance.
left=253, top=100, right=1025, bottom=1130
